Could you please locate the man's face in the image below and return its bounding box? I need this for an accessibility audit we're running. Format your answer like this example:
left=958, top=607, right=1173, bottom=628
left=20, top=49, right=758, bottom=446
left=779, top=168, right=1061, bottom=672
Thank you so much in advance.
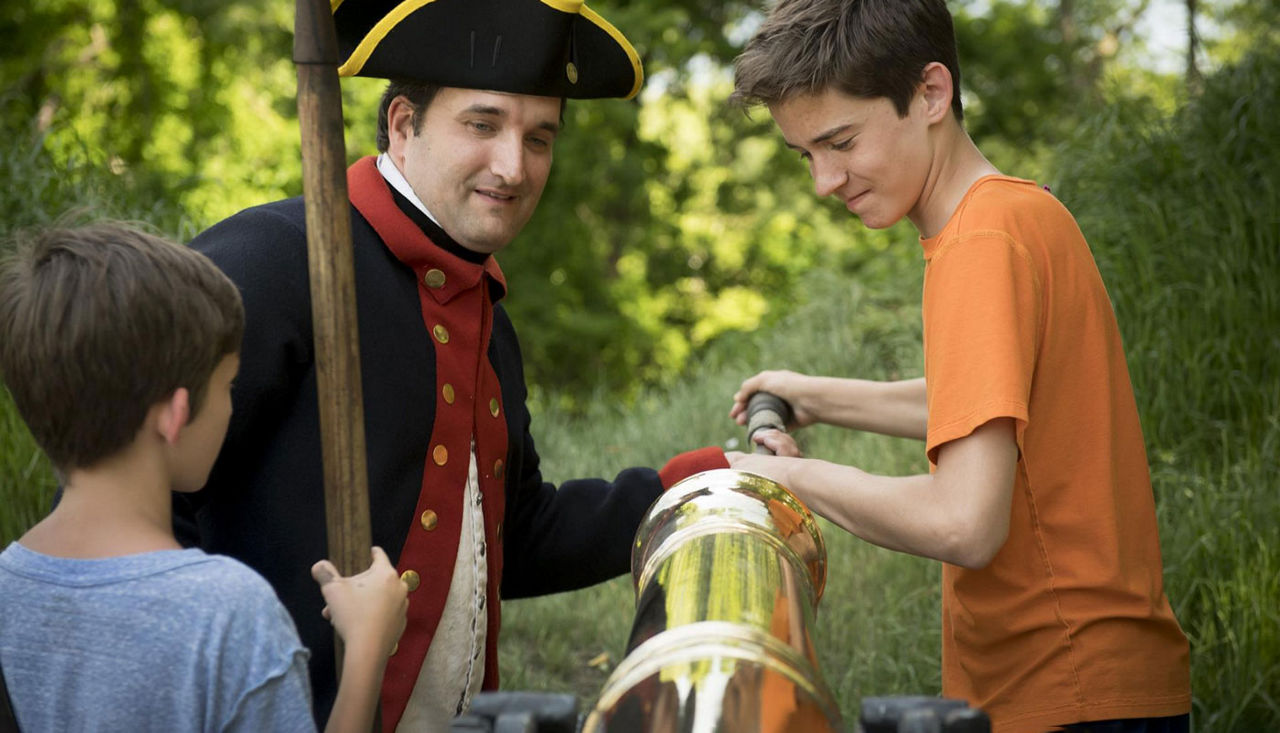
left=769, top=87, right=933, bottom=231
left=388, top=87, right=561, bottom=254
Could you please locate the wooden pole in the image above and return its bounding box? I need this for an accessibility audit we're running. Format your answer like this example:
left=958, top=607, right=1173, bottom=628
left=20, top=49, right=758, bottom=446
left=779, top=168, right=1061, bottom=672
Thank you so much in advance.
left=293, top=0, right=374, bottom=688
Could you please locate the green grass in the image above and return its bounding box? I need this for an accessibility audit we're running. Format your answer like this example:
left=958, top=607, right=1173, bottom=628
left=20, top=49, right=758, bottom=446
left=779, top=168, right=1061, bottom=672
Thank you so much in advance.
left=1051, top=47, right=1280, bottom=729
left=0, top=386, right=55, bottom=543
left=4, top=49, right=1278, bottom=731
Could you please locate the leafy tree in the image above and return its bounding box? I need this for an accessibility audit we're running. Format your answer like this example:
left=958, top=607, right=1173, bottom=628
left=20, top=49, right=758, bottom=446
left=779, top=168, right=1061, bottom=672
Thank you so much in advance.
left=1209, top=0, right=1280, bottom=63
left=3, top=0, right=1253, bottom=403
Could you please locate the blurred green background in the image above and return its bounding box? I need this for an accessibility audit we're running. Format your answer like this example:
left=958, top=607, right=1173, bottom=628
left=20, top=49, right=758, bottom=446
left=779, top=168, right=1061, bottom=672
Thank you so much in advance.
left=2, top=0, right=1277, bottom=728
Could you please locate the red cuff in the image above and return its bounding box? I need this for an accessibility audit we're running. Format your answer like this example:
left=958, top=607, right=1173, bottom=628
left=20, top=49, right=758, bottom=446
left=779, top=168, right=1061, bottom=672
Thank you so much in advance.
left=658, top=446, right=730, bottom=490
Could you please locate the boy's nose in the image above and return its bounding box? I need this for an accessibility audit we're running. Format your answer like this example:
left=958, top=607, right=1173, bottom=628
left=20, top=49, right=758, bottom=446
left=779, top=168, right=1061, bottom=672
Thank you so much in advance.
left=811, top=159, right=847, bottom=198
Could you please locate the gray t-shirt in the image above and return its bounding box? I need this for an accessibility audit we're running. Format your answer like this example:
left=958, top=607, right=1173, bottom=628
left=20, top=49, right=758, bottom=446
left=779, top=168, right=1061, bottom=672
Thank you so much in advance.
left=0, top=542, right=315, bottom=732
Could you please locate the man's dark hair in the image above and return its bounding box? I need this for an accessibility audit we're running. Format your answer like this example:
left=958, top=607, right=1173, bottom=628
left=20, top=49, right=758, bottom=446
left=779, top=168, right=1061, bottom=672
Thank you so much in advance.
left=376, top=80, right=570, bottom=152
left=376, top=80, right=442, bottom=152
left=731, top=0, right=964, bottom=121
left=0, top=221, right=244, bottom=471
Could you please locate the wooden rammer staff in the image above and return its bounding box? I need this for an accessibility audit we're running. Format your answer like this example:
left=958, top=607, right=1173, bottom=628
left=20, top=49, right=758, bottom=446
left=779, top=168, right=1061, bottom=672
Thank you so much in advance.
left=292, top=0, right=373, bottom=664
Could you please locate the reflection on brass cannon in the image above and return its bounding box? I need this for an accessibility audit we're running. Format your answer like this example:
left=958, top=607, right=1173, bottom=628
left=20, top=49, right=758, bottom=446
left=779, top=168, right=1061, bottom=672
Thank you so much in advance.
left=583, top=468, right=843, bottom=732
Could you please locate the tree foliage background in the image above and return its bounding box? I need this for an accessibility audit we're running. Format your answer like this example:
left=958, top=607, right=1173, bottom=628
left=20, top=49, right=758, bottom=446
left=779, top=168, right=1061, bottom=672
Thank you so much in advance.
left=1, top=0, right=1272, bottom=401
left=3, top=1, right=1278, bottom=728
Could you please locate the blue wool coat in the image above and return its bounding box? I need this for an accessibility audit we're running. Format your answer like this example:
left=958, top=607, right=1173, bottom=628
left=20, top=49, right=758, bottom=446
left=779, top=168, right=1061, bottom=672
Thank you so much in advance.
left=183, top=157, right=669, bottom=729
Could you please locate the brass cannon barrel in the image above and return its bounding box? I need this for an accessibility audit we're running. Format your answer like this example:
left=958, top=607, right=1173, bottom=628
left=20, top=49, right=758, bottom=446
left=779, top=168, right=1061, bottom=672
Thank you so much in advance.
left=584, top=468, right=843, bottom=732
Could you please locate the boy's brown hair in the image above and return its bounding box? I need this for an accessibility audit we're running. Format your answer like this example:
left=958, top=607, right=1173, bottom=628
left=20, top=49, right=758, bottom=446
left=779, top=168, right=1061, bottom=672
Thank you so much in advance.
left=0, top=221, right=244, bottom=471
left=731, top=0, right=964, bottom=121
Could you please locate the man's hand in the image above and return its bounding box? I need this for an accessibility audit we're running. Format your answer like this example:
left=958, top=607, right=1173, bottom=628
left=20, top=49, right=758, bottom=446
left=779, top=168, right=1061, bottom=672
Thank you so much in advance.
left=311, top=546, right=408, bottom=658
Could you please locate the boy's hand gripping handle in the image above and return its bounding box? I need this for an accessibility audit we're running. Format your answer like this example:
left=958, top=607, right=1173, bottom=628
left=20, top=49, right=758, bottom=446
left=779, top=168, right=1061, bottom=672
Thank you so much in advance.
left=746, top=391, right=794, bottom=455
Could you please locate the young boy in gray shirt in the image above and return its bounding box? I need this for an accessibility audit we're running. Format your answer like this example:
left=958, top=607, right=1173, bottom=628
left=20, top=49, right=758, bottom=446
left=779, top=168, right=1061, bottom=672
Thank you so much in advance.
left=0, top=222, right=408, bottom=732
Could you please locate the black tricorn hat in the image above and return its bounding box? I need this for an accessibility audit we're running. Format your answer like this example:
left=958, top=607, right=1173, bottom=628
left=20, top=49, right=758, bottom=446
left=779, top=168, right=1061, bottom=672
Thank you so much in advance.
left=334, top=0, right=643, bottom=100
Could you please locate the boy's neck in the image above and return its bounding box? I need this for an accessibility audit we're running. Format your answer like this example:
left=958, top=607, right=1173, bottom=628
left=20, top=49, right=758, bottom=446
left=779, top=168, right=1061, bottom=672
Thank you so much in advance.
left=20, top=443, right=183, bottom=559
left=910, top=121, right=1001, bottom=239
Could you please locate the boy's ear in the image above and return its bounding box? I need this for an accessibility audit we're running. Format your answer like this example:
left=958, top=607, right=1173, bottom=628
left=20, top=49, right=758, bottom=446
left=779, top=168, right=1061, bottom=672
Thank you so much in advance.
left=155, top=388, right=192, bottom=446
left=919, top=61, right=954, bottom=124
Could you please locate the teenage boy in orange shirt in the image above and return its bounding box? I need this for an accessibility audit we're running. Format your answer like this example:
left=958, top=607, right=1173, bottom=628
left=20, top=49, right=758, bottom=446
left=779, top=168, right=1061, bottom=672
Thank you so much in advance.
left=724, top=1, right=1191, bottom=731
left=0, top=222, right=406, bottom=733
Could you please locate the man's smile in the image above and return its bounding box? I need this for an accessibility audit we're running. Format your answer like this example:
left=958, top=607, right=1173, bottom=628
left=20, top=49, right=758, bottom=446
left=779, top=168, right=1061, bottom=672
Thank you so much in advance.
left=476, top=188, right=517, bottom=202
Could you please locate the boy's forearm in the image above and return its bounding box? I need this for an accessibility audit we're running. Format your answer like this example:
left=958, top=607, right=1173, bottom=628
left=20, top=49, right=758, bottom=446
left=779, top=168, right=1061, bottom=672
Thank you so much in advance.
left=324, top=642, right=389, bottom=733
left=789, top=460, right=991, bottom=568
left=807, top=377, right=927, bottom=439
left=790, top=459, right=945, bottom=559
left=784, top=418, right=1015, bottom=568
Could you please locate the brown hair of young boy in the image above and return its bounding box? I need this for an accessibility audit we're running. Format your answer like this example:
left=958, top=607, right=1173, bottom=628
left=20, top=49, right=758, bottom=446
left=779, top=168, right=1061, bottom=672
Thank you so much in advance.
left=730, top=0, right=965, bottom=121
left=0, top=221, right=244, bottom=471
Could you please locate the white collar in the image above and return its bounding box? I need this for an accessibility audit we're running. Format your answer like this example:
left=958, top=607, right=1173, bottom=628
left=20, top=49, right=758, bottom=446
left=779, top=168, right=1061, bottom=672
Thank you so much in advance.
left=376, top=153, right=443, bottom=228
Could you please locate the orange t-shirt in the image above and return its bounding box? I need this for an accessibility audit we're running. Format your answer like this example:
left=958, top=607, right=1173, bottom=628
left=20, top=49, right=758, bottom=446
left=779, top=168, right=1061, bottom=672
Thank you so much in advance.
left=920, top=176, right=1190, bottom=732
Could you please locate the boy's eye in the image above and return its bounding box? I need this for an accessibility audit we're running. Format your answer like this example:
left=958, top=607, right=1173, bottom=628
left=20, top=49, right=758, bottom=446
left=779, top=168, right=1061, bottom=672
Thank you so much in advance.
left=469, top=121, right=496, bottom=133
left=830, top=138, right=853, bottom=151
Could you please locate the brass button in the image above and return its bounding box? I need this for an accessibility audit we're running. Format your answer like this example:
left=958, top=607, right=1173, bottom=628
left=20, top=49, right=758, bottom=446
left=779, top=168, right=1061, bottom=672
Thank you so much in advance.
left=496, top=521, right=503, bottom=542
left=489, top=397, right=500, bottom=417
left=442, top=383, right=455, bottom=404
left=566, top=61, right=579, bottom=84
left=401, top=569, right=421, bottom=592
left=493, top=459, right=504, bottom=479
left=420, top=509, right=438, bottom=531
left=390, top=642, right=398, bottom=656
left=433, top=444, right=448, bottom=466
left=423, top=268, right=446, bottom=288
left=432, top=324, right=449, bottom=343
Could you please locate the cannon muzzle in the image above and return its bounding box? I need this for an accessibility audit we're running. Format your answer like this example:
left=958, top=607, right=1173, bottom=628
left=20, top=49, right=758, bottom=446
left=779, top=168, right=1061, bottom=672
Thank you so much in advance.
left=583, top=468, right=842, bottom=732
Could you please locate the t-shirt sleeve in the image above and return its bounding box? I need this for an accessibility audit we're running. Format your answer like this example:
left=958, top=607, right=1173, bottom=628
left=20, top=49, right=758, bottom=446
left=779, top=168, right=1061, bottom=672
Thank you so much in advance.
left=224, top=652, right=316, bottom=733
left=923, top=231, right=1041, bottom=465
left=214, top=563, right=318, bottom=732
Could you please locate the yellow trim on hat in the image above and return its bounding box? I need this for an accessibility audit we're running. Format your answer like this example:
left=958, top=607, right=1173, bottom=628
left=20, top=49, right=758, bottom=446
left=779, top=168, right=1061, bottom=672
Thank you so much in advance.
left=336, top=0, right=642, bottom=99
left=338, top=0, right=441, bottom=78
left=540, top=0, right=585, bottom=11
left=330, top=0, right=344, bottom=11
left=579, top=4, right=643, bottom=99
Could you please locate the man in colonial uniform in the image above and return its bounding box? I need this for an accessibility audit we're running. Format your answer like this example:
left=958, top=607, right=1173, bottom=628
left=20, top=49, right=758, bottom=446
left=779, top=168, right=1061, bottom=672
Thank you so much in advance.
left=182, top=1, right=727, bottom=730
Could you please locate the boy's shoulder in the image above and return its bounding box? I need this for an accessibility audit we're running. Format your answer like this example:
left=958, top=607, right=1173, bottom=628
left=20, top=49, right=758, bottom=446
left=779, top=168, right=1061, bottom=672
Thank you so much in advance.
left=931, top=175, right=1081, bottom=253
left=0, top=544, right=277, bottom=609
left=149, top=551, right=290, bottom=622
left=170, top=550, right=283, bottom=600
left=924, top=175, right=1089, bottom=271
left=0, top=548, right=310, bottom=732
left=958, top=175, right=1071, bottom=225
left=1, top=544, right=301, bottom=660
